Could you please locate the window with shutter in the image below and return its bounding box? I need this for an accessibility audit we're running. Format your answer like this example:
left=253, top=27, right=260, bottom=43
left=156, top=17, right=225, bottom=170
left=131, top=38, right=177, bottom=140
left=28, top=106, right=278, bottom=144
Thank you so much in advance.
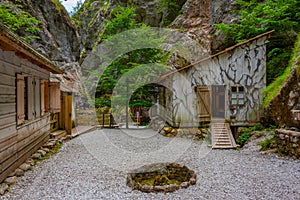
left=16, top=74, right=25, bottom=125
left=40, top=80, right=50, bottom=116
left=49, top=82, right=61, bottom=113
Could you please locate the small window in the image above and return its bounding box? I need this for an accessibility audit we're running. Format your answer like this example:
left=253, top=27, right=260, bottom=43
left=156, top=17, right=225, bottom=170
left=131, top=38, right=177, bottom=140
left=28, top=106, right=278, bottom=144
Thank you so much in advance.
left=231, top=86, right=245, bottom=106
left=232, top=86, right=237, bottom=92
left=238, top=86, right=244, bottom=92
left=16, top=74, right=45, bottom=126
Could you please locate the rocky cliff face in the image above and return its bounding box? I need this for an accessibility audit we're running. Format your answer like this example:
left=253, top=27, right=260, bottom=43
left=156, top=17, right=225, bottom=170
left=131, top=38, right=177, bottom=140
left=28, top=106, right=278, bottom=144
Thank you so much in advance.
left=262, top=38, right=300, bottom=128
left=4, top=0, right=236, bottom=67
left=2, top=0, right=237, bottom=107
left=171, top=0, right=238, bottom=54
left=1, top=0, right=83, bottom=89
left=7, top=0, right=81, bottom=65
left=73, top=0, right=187, bottom=54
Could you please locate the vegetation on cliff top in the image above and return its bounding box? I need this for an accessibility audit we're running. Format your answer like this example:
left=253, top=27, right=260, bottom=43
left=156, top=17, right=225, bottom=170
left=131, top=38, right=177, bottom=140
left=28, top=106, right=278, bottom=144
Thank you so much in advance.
left=0, top=2, right=41, bottom=43
left=263, top=33, right=300, bottom=108
left=215, top=0, right=300, bottom=84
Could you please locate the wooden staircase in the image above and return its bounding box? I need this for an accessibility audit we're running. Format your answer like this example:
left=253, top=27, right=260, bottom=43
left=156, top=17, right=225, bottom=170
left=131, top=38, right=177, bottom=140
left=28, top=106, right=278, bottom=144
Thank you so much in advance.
left=210, top=121, right=237, bottom=149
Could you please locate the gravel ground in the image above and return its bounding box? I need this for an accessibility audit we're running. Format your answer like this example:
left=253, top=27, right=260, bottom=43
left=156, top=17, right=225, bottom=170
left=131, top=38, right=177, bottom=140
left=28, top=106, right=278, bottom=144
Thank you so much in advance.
left=2, top=129, right=300, bottom=200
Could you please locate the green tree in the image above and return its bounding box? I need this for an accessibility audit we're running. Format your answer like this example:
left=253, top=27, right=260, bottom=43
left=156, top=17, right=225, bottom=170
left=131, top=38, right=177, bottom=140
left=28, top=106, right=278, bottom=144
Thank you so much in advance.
left=94, top=7, right=170, bottom=115
left=155, top=0, right=184, bottom=26
left=214, top=0, right=300, bottom=84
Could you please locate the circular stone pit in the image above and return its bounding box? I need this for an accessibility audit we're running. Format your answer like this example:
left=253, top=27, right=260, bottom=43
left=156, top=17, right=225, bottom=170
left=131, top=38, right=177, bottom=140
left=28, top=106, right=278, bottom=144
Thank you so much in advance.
left=126, top=162, right=197, bottom=193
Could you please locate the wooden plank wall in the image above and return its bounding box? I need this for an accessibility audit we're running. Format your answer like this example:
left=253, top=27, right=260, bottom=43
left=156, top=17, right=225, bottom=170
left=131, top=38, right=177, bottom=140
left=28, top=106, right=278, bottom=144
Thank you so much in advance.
left=0, top=49, right=51, bottom=183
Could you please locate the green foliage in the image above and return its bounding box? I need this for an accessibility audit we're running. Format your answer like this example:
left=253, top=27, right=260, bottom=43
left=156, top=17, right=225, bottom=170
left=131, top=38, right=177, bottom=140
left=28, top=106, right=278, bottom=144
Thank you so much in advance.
left=0, top=3, right=41, bottom=43
left=236, top=123, right=262, bottom=146
left=155, top=0, right=183, bottom=26
left=52, top=0, right=65, bottom=13
left=70, top=0, right=83, bottom=16
left=102, top=7, right=138, bottom=39
left=236, top=132, right=252, bottom=147
left=263, top=33, right=300, bottom=108
left=262, top=65, right=291, bottom=108
left=72, top=0, right=104, bottom=20
left=214, top=0, right=300, bottom=84
left=94, top=7, right=170, bottom=112
left=40, top=142, right=64, bottom=161
left=215, top=0, right=299, bottom=43
left=290, top=33, right=300, bottom=67
left=259, top=137, right=276, bottom=151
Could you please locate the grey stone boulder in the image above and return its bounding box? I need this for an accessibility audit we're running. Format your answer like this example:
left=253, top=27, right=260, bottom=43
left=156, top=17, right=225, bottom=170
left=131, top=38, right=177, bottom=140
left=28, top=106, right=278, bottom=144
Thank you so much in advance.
left=25, top=158, right=35, bottom=166
left=43, top=142, right=55, bottom=149
left=19, top=163, right=31, bottom=171
left=42, top=148, right=50, bottom=153
left=37, top=150, right=47, bottom=156
left=32, top=153, right=42, bottom=160
left=14, top=168, right=25, bottom=177
left=0, top=183, right=9, bottom=195
left=4, top=176, right=17, bottom=185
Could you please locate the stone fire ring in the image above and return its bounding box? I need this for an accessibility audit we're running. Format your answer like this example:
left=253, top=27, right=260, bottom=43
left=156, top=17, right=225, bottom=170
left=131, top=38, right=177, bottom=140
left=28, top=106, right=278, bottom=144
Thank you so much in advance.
left=126, top=162, right=197, bottom=193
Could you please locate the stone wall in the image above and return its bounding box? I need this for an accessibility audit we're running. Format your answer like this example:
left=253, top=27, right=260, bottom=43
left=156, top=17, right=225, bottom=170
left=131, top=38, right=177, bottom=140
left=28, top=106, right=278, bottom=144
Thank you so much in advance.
left=274, top=129, right=300, bottom=159
left=75, top=110, right=97, bottom=126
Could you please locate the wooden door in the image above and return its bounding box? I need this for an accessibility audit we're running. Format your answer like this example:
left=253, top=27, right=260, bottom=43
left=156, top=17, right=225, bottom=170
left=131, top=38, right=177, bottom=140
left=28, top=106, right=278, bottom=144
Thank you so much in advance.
left=196, top=86, right=211, bottom=122
left=211, top=85, right=225, bottom=119
left=62, top=95, right=72, bottom=134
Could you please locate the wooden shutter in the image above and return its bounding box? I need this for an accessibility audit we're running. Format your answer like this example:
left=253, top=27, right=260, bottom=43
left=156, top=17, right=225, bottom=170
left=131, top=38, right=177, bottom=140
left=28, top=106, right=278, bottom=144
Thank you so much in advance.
left=27, top=76, right=34, bottom=120
left=44, top=81, right=49, bottom=113
left=40, top=80, right=45, bottom=116
left=16, top=74, right=25, bottom=125
left=35, top=78, right=41, bottom=118
left=49, top=82, right=61, bottom=113
left=197, top=86, right=211, bottom=122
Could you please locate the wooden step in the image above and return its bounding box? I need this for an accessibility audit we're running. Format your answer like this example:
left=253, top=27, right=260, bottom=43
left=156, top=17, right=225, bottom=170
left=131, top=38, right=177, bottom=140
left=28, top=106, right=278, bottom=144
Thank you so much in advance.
left=50, top=130, right=67, bottom=139
left=210, top=122, right=237, bottom=149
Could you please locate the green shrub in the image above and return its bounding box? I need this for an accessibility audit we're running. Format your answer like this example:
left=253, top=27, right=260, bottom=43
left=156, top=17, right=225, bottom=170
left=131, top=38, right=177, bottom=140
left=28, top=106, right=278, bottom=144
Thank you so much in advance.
left=0, top=3, right=41, bottom=42
left=236, top=132, right=252, bottom=147
left=259, top=137, right=276, bottom=151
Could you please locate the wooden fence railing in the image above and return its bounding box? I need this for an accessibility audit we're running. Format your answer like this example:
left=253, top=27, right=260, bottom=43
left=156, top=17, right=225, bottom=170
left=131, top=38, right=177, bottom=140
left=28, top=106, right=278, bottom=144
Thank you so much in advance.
left=96, top=113, right=118, bottom=128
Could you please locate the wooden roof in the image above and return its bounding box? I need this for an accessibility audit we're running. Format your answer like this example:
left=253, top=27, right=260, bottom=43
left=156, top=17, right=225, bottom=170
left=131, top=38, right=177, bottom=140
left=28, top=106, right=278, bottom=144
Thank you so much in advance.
left=0, top=23, right=62, bottom=74
left=159, top=30, right=274, bottom=80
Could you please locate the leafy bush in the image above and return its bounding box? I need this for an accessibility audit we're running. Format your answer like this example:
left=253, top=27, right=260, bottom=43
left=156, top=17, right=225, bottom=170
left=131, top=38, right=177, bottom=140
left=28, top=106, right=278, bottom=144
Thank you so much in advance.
left=0, top=3, right=41, bottom=42
left=155, top=0, right=183, bottom=26
left=259, top=138, right=276, bottom=151
left=236, top=123, right=263, bottom=146
left=236, top=132, right=252, bottom=147
left=262, top=65, right=292, bottom=108
left=263, top=33, right=300, bottom=108
left=214, top=0, right=300, bottom=85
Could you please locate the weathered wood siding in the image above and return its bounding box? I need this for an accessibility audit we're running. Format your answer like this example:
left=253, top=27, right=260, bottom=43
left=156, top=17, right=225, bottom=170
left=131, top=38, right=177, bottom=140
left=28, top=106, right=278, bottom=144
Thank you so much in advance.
left=163, top=36, right=268, bottom=127
left=0, top=48, right=51, bottom=182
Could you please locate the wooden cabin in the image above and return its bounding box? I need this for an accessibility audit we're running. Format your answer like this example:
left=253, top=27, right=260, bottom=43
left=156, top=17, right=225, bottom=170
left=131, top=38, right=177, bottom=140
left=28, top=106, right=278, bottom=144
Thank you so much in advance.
left=49, top=75, right=75, bottom=138
left=158, top=31, right=273, bottom=148
left=0, top=23, right=61, bottom=182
